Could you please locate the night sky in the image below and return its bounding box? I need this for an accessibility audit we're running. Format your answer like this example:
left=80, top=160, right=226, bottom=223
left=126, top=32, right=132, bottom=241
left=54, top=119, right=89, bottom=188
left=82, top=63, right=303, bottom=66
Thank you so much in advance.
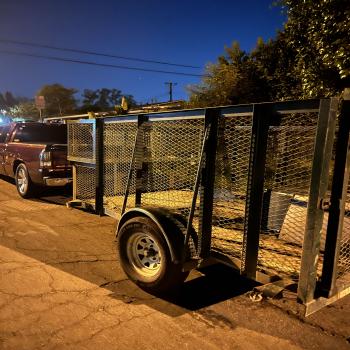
left=0, top=0, right=285, bottom=104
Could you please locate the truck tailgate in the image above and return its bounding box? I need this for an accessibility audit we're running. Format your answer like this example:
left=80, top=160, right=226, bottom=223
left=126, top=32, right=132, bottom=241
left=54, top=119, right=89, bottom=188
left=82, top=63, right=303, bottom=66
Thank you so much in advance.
left=49, top=144, right=70, bottom=168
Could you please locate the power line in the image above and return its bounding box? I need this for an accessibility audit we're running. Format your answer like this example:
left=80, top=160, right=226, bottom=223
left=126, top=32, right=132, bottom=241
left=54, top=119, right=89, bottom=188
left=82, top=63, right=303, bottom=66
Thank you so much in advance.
left=0, top=49, right=205, bottom=77
left=0, top=38, right=201, bottom=69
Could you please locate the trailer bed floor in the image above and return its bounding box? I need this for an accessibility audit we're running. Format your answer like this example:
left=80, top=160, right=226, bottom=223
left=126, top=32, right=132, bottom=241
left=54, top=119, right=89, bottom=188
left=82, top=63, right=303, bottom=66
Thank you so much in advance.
left=85, top=190, right=322, bottom=279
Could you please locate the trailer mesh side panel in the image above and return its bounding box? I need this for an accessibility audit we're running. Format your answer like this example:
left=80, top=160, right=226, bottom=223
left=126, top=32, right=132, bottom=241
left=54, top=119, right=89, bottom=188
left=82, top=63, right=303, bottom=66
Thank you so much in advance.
left=75, top=165, right=96, bottom=202
left=258, top=113, right=319, bottom=279
left=141, top=118, right=204, bottom=217
left=211, top=115, right=253, bottom=261
left=338, top=181, right=350, bottom=283
left=103, top=121, right=138, bottom=213
left=68, top=123, right=95, bottom=162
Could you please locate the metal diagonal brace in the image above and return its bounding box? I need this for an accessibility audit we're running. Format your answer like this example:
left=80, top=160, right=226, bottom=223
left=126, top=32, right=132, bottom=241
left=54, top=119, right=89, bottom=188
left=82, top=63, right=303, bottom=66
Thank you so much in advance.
left=182, top=124, right=211, bottom=265
left=121, top=117, right=146, bottom=215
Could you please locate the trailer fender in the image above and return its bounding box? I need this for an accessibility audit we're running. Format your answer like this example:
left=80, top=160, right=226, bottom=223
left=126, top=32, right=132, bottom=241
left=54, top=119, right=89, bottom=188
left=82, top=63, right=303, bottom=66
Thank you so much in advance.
left=117, top=207, right=189, bottom=264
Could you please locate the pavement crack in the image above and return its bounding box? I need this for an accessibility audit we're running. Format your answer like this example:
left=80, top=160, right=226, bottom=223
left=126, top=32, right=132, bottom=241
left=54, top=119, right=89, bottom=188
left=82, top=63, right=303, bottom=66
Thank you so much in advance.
left=51, top=258, right=117, bottom=265
left=98, top=279, right=129, bottom=288
left=50, top=310, right=157, bottom=350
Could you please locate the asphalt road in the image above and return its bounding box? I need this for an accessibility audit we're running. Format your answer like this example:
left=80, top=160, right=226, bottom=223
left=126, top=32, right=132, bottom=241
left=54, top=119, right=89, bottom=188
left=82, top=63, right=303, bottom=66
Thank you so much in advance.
left=0, top=176, right=349, bottom=350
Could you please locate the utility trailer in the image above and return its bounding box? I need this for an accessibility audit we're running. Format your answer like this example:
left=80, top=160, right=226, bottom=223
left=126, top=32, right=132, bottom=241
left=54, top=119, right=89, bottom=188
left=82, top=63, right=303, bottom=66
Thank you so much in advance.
left=67, top=92, right=350, bottom=315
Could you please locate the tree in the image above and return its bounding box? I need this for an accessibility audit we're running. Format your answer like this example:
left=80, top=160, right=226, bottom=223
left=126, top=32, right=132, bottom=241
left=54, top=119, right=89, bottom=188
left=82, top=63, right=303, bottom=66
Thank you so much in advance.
left=187, top=42, right=270, bottom=107
left=0, top=92, right=30, bottom=111
left=188, top=0, right=350, bottom=107
left=0, top=93, right=6, bottom=109
left=109, top=88, right=122, bottom=106
left=8, top=102, right=39, bottom=121
left=280, top=0, right=350, bottom=97
left=81, top=88, right=136, bottom=112
left=37, top=84, right=78, bottom=116
left=249, top=33, right=302, bottom=100
left=4, top=91, right=18, bottom=108
left=96, top=88, right=112, bottom=110
left=83, top=89, right=98, bottom=106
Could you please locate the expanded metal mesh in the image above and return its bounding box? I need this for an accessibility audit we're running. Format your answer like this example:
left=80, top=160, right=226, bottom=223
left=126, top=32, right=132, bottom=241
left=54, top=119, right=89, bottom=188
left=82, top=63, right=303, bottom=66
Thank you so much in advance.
left=103, top=121, right=138, bottom=213
left=68, top=106, right=341, bottom=285
left=258, top=113, right=319, bottom=279
left=75, top=165, right=96, bottom=202
left=338, top=180, right=350, bottom=281
left=68, top=122, right=95, bottom=162
left=141, top=118, right=204, bottom=217
left=211, top=115, right=253, bottom=260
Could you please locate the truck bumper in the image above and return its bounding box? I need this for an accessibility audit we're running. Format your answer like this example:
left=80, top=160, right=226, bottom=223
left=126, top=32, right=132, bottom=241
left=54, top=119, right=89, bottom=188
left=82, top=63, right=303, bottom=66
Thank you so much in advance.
left=43, top=177, right=72, bottom=186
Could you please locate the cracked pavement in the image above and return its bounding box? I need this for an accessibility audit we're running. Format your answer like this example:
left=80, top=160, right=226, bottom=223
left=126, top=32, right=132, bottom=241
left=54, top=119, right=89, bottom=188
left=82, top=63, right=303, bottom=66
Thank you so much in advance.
left=0, top=178, right=349, bottom=350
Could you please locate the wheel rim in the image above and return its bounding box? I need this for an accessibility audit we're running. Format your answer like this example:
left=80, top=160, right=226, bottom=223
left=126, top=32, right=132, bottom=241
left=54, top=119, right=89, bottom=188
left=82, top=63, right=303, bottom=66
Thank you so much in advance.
left=17, top=168, right=28, bottom=194
left=126, top=232, right=162, bottom=277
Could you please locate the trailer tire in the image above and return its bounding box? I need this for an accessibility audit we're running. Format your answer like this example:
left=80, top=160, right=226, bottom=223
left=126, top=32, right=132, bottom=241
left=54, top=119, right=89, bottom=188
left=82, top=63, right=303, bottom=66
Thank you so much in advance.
left=118, top=216, right=188, bottom=294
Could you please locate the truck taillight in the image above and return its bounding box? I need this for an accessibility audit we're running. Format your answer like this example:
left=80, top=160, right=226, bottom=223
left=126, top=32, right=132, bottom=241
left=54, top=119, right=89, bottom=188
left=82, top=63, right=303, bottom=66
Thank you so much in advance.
left=39, top=150, right=52, bottom=167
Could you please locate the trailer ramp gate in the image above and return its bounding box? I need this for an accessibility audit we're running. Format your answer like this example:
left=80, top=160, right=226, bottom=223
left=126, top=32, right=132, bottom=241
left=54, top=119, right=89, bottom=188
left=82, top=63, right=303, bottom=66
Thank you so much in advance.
left=67, top=95, right=350, bottom=315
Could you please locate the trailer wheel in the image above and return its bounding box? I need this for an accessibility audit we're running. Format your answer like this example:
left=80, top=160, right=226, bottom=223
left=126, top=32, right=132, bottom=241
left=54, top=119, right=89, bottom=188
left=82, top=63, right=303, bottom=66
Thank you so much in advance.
left=118, top=216, right=188, bottom=294
left=15, top=163, right=36, bottom=198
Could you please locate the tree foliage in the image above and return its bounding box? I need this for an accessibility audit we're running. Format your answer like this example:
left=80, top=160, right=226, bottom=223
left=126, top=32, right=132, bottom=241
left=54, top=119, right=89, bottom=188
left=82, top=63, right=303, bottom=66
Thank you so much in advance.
left=81, top=88, right=136, bottom=112
left=188, top=39, right=295, bottom=107
left=1, top=85, right=137, bottom=118
left=4, top=92, right=18, bottom=107
left=188, top=42, right=267, bottom=107
left=0, top=93, right=7, bottom=109
left=188, top=0, right=350, bottom=107
left=249, top=33, right=302, bottom=100
left=37, top=84, right=78, bottom=116
left=8, top=102, right=39, bottom=121
left=0, top=91, right=19, bottom=109
left=281, top=0, right=350, bottom=97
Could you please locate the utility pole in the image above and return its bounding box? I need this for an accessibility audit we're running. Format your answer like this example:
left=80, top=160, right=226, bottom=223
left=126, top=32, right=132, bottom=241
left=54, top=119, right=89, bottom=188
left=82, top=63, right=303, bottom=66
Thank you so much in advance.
left=165, top=82, right=177, bottom=102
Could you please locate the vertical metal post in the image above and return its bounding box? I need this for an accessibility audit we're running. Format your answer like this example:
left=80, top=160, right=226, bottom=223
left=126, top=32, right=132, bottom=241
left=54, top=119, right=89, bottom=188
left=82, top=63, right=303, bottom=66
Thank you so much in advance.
left=298, top=98, right=338, bottom=304
left=198, top=108, right=220, bottom=259
left=92, top=120, right=97, bottom=163
left=95, top=118, right=105, bottom=216
left=72, top=164, right=77, bottom=200
left=67, top=123, right=72, bottom=160
left=135, top=115, right=148, bottom=207
left=320, top=92, right=350, bottom=297
left=241, top=103, right=271, bottom=279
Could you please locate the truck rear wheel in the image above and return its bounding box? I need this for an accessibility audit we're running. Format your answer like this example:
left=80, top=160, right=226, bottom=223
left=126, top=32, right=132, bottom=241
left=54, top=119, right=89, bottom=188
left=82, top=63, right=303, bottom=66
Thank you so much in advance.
left=118, top=216, right=188, bottom=294
left=15, top=163, right=36, bottom=198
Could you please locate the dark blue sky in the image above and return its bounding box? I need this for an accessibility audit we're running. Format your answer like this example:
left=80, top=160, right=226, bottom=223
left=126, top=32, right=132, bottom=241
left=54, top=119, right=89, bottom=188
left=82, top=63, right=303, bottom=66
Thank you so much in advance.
left=0, top=0, right=285, bottom=104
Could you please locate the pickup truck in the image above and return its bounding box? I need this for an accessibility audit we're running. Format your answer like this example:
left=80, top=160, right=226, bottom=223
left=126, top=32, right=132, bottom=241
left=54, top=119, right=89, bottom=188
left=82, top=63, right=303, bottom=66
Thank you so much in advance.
left=0, top=122, right=72, bottom=198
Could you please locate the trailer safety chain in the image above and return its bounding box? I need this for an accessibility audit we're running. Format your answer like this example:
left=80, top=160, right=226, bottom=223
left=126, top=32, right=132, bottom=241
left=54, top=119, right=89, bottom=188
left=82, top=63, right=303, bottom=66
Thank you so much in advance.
left=247, top=290, right=263, bottom=302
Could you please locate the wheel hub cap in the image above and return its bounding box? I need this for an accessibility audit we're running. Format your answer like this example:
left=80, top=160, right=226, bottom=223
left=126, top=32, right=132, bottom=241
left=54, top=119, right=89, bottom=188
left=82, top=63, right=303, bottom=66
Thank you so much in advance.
left=127, top=232, right=162, bottom=277
left=17, top=169, right=28, bottom=194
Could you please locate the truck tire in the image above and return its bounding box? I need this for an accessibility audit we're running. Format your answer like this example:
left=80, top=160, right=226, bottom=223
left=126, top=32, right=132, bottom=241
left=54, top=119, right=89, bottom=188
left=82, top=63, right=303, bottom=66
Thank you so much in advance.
left=15, top=163, right=36, bottom=198
left=118, top=216, right=188, bottom=294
